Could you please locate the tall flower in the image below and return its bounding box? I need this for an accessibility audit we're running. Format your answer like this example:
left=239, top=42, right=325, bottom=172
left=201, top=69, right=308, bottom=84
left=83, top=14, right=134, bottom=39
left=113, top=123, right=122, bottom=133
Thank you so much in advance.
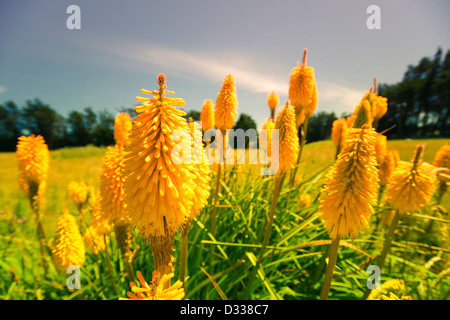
left=52, top=209, right=85, bottom=272
left=374, top=133, right=388, bottom=166
left=84, top=225, right=106, bottom=255
left=288, top=49, right=317, bottom=128
left=123, top=74, right=197, bottom=272
left=273, top=103, right=300, bottom=175
left=367, top=279, right=408, bottom=300
left=16, top=135, right=49, bottom=201
left=120, top=270, right=184, bottom=300
left=100, top=145, right=130, bottom=225
left=319, top=107, right=379, bottom=239
left=261, top=117, right=275, bottom=157
left=434, top=143, right=450, bottom=169
left=385, top=144, right=436, bottom=215
left=372, top=95, right=388, bottom=127
left=200, top=99, right=215, bottom=133
left=114, top=112, right=133, bottom=148
left=215, top=74, right=238, bottom=133
left=331, top=118, right=348, bottom=156
left=267, top=90, right=279, bottom=120
left=188, top=120, right=211, bottom=220
left=68, top=180, right=91, bottom=212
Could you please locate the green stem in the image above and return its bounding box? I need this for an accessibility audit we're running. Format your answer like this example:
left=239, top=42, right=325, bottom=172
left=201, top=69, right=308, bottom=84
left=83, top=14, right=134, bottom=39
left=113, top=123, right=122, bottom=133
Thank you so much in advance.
left=246, top=174, right=284, bottom=298
left=180, top=226, right=189, bottom=290
left=320, top=235, right=340, bottom=300
left=104, top=234, right=119, bottom=296
left=362, top=210, right=400, bottom=299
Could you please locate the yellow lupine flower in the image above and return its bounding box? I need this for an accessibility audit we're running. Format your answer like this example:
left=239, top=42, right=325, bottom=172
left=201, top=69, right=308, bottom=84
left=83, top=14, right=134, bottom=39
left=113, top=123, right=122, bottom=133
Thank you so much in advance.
left=272, top=104, right=299, bottom=175
left=68, top=180, right=90, bottom=210
left=319, top=127, right=379, bottom=239
left=331, top=118, right=348, bottom=153
left=52, top=209, right=85, bottom=272
left=261, top=117, right=275, bottom=157
left=352, top=96, right=373, bottom=129
left=433, top=143, right=450, bottom=169
left=367, top=279, right=407, bottom=300
left=288, top=49, right=317, bottom=126
left=16, top=135, right=49, bottom=198
left=84, top=225, right=106, bottom=255
left=200, top=99, right=215, bottom=132
left=114, top=112, right=133, bottom=148
left=215, top=74, right=238, bottom=132
left=100, top=145, right=130, bottom=225
left=385, top=145, right=435, bottom=215
left=120, top=270, right=184, bottom=300
left=267, top=90, right=279, bottom=120
left=123, top=74, right=196, bottom=241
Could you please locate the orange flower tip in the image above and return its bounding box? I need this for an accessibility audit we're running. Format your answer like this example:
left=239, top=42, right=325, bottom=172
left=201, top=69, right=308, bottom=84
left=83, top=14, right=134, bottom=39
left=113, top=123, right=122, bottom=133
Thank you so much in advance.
left=188, top=117, right=193, bottom=123
left=369, top=85, right=374, bottom=94
left=303, top=48, right=308, bottom=65
left=157, top=73, right=166, bottom=86
left=413, top=144, right=425, bottom=166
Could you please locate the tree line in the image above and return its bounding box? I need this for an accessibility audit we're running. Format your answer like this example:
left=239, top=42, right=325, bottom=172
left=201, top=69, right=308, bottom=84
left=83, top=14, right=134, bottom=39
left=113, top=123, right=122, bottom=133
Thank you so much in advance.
left=0, top=99, right=139, bottom=151
left=377, top=47, right=450, bottom=138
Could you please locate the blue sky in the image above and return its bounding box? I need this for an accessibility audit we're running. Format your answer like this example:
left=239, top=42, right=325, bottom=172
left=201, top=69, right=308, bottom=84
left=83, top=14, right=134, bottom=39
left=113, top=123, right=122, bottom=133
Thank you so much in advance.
left=1, top=0, right=449, bottom=128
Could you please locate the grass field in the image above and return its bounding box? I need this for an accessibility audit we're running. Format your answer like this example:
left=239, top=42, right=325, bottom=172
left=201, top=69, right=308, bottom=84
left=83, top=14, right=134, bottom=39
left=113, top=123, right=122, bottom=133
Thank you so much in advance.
left=0, top=138, right=449, bottom=300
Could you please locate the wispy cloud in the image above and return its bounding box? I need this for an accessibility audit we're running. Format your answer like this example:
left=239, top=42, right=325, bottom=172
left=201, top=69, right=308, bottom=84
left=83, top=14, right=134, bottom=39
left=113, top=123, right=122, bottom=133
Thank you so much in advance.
left=74, top=39, right=364, bottom=115
left=0, top=86, right=6, bottom=94
left=317, top=81, right=363, bottom=115
left=104, top=43, right=288, bottom=94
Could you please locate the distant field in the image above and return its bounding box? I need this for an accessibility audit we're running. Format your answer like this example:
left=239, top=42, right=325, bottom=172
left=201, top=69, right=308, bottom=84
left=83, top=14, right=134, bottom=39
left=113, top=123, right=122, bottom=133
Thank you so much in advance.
left=1, top=138, right=448, bottom=236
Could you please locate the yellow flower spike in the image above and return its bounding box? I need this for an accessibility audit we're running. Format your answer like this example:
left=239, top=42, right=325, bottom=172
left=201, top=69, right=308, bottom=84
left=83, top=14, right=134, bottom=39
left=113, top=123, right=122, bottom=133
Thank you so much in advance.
left=120, top=270, right=185, bottom=300
left=51, top=209, right=85, bottom=272
left=114, top=112, right=133, bottom=148
left=331, top=118, right=348, bottom=156
left=16, top=135, right=49, bottom=200
left=305, top=83, right=318, bottom=119
left=367, top=279, right=408, bottom=300
left=433, top=143, right=450, bottom=169
left=100, top=145, right=130, bottom=226
left=345, top=114, right=356, bottom=129
left=379, top=150, right=399, bottom=187
left=288, top=48, right=317, bottom=127
left=267, top=90, right=279, bottom=120
left=385, top=144, right=436, bottom=215
left=261, top=117, right=275, bottom=157
left=297, top=193, right=311, bottom=210
left=90, top=193, right=112, bottom=235
left=373, top=95, right=388, bottom=126
left=352, top=97, right=373, bottom=129
left=319, top=126, right=379, bottom=239
left=215, top=74, right=238, bottom=133
left=68, top=180, right=90, bottom=211
left=273, top=103, right=300, bottom=175
left=123, top=74, right=197, bottom=270
left=84, top=225, right=106, bottom=255
left=187, top=120, right=211, bottom=220
left=200, top=99, right=215, bottom=132
left=375, top=133, right=388, bottom=166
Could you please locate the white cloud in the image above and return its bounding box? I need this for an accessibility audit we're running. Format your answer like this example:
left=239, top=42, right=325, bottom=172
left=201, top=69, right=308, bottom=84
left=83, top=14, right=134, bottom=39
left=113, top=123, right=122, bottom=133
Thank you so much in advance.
left=316, top=81, right=363, bottom=115
left=105, top=43, right=288, bottom=94
left=79, top=39, right=364, bottom=116
left=0, top=86, right=6, bottom=94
